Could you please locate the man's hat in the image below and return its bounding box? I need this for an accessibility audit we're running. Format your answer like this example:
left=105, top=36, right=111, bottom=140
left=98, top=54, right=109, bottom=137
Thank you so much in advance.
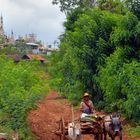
left=83, top=92, right=90, bottom=97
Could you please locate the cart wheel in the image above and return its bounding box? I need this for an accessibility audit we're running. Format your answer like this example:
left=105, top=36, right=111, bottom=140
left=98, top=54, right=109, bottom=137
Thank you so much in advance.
left=59, top=117, right=65, bottom=140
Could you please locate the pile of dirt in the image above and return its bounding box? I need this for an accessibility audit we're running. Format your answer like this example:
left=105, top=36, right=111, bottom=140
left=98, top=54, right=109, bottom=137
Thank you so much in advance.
left=28, top=91, right=140, bottom=140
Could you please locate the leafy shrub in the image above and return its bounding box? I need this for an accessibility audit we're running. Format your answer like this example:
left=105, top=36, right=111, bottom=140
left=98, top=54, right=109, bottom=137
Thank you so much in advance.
left=97, top=48, right=140, bottom=122
left=128, top=126, right=140, bottom=137
left=0, top=56, right=48, bottom=139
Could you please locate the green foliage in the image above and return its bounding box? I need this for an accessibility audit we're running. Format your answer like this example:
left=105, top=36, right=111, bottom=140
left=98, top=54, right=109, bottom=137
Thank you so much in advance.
left=128, top=126, right=140, bottom=137
left=52, top=0, right=97, bottom=14
left=52, top=0, right=79, bottom=14
left=50, top=0, right=140, bottom=125
left=0, top=45, right=18, bottom=55
left=0, top=36, right=5, bottom=44
left=110, top=12, right=140, bottom=59
left=125, top=0, right=140, bottom=19
left=14, top=40, right=29, bottom=56
left=64, top=7, right=84, bottom=31
left=0, top=56, right=48, bottom=139
left=49, top=8, right=123, bottom=104
left=98, top=0, right=127, bottom=14
left=97, top=48, right=140, bottom=122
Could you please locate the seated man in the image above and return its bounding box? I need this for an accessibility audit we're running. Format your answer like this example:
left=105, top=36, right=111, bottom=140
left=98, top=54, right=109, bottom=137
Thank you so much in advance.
left=80, top=92, right=95, bottom=115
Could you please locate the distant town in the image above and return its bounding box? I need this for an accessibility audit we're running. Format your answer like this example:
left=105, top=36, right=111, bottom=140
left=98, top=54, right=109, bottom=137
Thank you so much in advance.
left=0, top=15, right=59, bottom=57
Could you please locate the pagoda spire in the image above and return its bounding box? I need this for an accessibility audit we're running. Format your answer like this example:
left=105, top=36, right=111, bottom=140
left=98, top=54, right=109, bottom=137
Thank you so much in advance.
left=0, top=14, right=4, bottom=36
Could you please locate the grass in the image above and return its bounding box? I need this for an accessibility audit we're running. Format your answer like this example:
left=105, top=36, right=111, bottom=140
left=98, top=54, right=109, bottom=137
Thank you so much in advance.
left=127, top=125, right=140, bottom=138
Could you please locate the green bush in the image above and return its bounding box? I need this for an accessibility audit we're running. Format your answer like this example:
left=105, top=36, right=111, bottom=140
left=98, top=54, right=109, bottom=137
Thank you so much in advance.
left=128, top=126, right=140, bottom=137
left=0, top=56, right=48, bottom=139
left=97, top=48, right=140, bottom=122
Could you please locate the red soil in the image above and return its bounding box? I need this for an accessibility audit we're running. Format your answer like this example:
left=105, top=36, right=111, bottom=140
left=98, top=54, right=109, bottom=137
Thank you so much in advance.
left=28, top=91, right=140, bottom=140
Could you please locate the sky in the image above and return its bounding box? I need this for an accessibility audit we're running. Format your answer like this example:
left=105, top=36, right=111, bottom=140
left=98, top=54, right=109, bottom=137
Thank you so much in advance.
left=0, top=0, right=66, bottom=45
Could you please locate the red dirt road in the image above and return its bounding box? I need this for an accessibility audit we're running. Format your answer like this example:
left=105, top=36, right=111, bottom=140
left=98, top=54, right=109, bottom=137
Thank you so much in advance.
left=28, top=91, right=73, bottom=140
left=28, top=91, right=140, bottom=140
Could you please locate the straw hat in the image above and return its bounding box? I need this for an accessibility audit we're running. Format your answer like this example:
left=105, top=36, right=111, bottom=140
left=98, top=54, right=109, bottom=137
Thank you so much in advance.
left=83, top=92, right=90, bottom=97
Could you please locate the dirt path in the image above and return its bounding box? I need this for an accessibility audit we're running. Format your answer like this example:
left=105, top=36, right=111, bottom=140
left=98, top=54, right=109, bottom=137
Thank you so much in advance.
left=28, top=91, right=140, bottom=140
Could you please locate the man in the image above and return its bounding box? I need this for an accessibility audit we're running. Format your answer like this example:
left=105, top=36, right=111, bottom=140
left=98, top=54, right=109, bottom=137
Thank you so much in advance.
left=80, top=92, right=95, bottom=115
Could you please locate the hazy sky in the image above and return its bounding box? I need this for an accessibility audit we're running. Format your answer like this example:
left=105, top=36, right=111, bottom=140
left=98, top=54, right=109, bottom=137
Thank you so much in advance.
left=0, top=0, right=66, bottom=45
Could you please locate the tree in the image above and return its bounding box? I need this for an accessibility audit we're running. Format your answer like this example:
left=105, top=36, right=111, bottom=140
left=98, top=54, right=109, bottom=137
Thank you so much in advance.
left=97, top=48, right=140, bottom=122
left=0, top=35, right=5, bottom=44
left=50, top=0, right=140, bottom=122
left=110, top=12, right=140, bottom=59
left=64, top=7, right=84, bottom=31
left=50, top=8, right=122, bottom=103
left=52, top=0, right=97, bottom=14
left=14, top=39, right=29, bottom=55
left=98, top=0, right=127, bottom=14
left=96, top=12, right=140, bottom=122
left=125, top=0, right=140, bottom=19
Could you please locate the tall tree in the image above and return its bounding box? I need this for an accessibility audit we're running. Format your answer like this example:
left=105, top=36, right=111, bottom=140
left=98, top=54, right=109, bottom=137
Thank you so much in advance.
left=98, top=0, right=127, bottom=14
left=125, top=0, right=140, bottom=19
left=52, top=0, right=97, bottom=14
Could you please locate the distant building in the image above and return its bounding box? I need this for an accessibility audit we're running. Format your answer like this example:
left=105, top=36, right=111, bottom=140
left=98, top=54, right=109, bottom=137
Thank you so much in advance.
left=0, top=15, right=15, bottom=46
left=9, top=30, right=15, bottom=44
left=0, top=16, right=4, bottom=36
left=25, top=33, right=36, bottom=43
left=48, top=45, right=52, bottom=48
left=44, top=44, right=59, bottom=55
left=0, top=15, right=49, bottom=55
left=26, top=42, right=40, bottom=54
left=22, top=54, right=45, bottom=63
left=8, top=54, right=20, bottom=63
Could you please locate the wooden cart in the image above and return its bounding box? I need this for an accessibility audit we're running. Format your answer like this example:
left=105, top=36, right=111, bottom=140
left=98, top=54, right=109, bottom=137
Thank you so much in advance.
left=55, top=114, right=104, bottom=140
